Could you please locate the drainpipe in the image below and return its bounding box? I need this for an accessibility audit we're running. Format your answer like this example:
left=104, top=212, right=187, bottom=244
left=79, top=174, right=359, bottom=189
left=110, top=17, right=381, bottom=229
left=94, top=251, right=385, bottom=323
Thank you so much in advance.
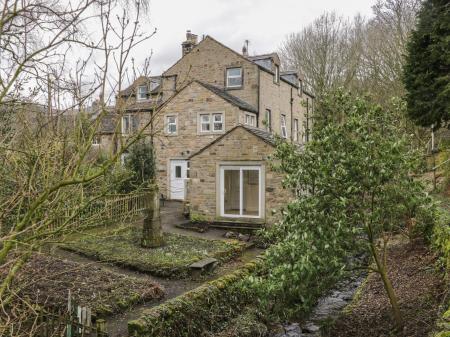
left=257, top=68, right=260, bottom=127
left=306, top=98, right=309, bottom=143
left=290, top=87, right=294, bottom=141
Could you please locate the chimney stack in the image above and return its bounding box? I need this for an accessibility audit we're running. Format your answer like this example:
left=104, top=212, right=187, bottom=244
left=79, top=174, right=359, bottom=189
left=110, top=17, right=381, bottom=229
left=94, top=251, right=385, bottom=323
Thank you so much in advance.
left=242, top=39, right=249, bottom=57
left=182, top=30, right=198, bottom=56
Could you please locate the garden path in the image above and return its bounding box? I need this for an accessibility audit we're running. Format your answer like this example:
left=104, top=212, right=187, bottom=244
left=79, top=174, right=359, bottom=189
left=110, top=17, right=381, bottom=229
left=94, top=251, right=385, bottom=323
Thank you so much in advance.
left=52, top=200, right=262, bottom=337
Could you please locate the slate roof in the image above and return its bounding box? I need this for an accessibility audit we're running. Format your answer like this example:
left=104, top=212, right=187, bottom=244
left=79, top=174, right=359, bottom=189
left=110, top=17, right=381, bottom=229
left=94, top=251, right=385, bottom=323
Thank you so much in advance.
left=196, top=81, right=258, bottom=113
left=118, top=76, right=162, bottom=97
left=247, top=53, right=278, bottom=61
left=241, top=124, right=277, bottom=146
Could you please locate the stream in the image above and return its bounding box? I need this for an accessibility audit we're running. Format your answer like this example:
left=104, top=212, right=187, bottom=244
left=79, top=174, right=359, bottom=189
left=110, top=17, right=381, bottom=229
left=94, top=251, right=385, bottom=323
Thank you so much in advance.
left=273, top=272, right=367, bottom=337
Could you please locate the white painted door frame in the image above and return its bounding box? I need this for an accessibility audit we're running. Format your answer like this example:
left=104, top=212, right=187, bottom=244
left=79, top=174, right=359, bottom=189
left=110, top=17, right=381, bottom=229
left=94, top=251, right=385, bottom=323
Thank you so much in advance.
left=219, top=165, right=262, bottom=218
left=169, top=159, right=188, bottom=200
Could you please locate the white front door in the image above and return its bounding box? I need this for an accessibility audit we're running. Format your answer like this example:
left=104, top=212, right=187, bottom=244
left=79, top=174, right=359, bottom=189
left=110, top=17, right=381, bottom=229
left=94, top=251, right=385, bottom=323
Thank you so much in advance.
left=170, top=160, right=188, bottom=200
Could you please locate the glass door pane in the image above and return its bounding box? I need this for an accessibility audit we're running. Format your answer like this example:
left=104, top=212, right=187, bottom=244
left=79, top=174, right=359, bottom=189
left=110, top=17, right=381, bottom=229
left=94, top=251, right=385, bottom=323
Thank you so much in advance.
left=242, top=169, right=259, bottom=216
left=224, top=169, right=240, bottom=215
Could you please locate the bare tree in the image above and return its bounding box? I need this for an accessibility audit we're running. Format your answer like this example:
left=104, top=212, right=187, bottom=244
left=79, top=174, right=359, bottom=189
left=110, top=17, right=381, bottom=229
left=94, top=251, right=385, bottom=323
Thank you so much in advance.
left=361, top=0, right=422, bottom=102
left=280, top=11, right=364, bottom=99
left=280, top=0, right=421, bottom=103
left=0, top=0, right=162, bottom=334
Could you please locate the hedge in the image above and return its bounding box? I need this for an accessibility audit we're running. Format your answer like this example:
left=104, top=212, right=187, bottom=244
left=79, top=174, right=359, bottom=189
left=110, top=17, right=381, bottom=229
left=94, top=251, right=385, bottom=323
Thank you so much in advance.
left=432, top=206, right=450, bottom=337
left=128, top=261, right=259, bottom=337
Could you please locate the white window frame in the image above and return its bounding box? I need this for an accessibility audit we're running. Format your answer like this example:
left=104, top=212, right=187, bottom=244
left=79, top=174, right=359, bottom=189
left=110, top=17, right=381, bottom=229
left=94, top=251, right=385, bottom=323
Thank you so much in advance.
left=226, top=67, right=243, bottom=88
left=166, top=115, right=177, bottom=135
left=120, top=152, right=129, bottom=165
left=265, top=109, right=272, bottom=131
left=274, top=65, right=280, bottom=83
left=293, top=118, right=299, bottom=142
left=212, top=113, right=224, bottom=132
left=199, top=112, right=224, bottom=133
left=122, top=115, right=131, bottom=134
left=281, top=114, right=287, bottom=138
left=200, top=114, right=211, bottom=132
left=137, top=85, right=147, bottom=101
left=244, top=113, right=256, bottom=127
left=220, top=165, right=262, bottom=219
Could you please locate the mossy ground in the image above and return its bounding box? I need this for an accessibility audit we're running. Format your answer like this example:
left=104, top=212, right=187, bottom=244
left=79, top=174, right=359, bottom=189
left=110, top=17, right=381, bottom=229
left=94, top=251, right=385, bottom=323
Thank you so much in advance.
left=63, top=224, right=246, bottom=278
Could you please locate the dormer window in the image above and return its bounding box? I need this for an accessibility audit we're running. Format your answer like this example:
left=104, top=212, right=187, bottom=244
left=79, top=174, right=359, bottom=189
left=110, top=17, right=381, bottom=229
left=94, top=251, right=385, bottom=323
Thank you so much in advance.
left=274, top=65, right=280, bottom=84
left=226, top=67, right=242, bottom=88
left=150, top=81, right=159, bottom=91
left=137, top=85, right=147, bottom=101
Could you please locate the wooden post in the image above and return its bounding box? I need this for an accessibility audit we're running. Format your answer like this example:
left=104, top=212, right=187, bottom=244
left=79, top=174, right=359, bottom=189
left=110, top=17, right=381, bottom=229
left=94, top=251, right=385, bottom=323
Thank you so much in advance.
left=96, top=319, right=106, bottom=335
left=141, top=184, right=165, bottom=248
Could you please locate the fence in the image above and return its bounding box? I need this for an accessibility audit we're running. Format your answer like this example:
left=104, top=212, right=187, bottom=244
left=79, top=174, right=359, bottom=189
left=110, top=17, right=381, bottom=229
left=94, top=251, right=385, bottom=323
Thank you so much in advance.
left=34, top=291, right=108, bottom=337
left=51, top=191, right=150, bottom=231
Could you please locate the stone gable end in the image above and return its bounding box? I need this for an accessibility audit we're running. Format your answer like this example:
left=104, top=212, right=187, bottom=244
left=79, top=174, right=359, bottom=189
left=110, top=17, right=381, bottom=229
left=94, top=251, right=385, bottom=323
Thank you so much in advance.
left=153, top=81, right=247, bottom=198
left=187, top=126, right=293, bottom=226
left=163, top=37, right=259, bottom=109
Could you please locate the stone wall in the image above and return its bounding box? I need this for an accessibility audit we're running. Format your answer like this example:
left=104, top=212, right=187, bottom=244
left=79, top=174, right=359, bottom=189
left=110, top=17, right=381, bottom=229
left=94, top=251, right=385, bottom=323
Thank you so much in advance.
left=163, top=36, right=259, bottom=110
left=152, top=81, right=248, bottom=198
left=259, top=70, right=309, bottom=143
left=188, top=126, right=293, bottom=225
left=128, top=261, right=258, bottom=337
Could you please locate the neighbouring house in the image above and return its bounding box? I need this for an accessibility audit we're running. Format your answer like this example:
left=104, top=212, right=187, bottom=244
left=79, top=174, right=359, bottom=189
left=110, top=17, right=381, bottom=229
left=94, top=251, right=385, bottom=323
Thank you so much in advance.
left=113, top=30, right=314, bottom=226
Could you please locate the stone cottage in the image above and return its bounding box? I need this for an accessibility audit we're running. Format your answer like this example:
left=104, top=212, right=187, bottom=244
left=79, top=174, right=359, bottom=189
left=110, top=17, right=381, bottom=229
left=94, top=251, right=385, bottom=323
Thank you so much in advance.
left=114, top=31, right=314, bottom=226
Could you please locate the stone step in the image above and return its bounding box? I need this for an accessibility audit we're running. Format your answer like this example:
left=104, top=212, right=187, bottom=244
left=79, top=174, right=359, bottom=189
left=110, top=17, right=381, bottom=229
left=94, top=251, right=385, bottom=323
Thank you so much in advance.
left=189, top=258, right=218, bottom=278
left=190, top=257, right=218, bottom=270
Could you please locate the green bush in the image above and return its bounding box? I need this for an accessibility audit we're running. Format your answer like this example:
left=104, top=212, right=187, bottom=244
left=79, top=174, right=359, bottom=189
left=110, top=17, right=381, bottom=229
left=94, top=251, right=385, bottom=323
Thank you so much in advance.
left=120, top=140, right=155, bottom=193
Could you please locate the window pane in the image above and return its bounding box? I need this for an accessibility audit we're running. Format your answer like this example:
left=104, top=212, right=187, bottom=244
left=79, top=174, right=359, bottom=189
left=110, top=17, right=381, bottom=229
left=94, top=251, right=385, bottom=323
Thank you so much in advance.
left=122, top=116, right=130, bottom=133
left=243, top=170, right=259, bottom=216
left=169, top=124, right=177, bottom=133
left=175, top=166, right=182, bottom=178
left=201, top=115, right=210, bottom=122
left=224, top=170, right=240, bottom=215
left=214, top=122, right=223, bottom=131
left=227, top=68, right=241, bottom=76
left=213, top=114, right=222, bottom=122
left=228, top=77, right=242, bottom=87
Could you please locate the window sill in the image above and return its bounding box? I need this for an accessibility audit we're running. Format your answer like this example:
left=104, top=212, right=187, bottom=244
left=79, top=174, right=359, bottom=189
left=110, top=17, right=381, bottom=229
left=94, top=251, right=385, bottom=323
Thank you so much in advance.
left=225, top=86, right=243, bottom=90
left=198, top=131, right=225, bottom=135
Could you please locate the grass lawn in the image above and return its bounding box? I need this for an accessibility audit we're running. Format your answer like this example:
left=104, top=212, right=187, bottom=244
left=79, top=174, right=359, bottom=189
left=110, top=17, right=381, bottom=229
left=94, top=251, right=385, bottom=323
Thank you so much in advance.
left=0, top=253, right=163, bottom=318
left=63, top=225, right=246, bottom=278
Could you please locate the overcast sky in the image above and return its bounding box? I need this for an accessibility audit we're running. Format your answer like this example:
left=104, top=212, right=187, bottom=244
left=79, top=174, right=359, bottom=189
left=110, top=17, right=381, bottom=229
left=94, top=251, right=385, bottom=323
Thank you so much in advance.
left=138, top=0, right=376, bottom=76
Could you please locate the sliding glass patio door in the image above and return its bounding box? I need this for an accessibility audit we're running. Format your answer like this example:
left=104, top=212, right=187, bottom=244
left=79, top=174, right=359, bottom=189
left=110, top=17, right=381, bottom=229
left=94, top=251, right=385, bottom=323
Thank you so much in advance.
left=220, top=166, right=261, bottom=218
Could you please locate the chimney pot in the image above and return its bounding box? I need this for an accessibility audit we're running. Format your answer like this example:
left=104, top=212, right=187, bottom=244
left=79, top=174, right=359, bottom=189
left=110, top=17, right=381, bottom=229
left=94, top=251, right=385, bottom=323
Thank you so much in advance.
left=182, top=30, right=198, bottom=56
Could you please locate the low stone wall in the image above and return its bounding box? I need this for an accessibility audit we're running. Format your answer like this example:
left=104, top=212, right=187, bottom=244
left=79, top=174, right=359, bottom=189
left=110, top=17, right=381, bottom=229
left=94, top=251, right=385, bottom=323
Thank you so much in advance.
left=128, top=261, right=259, bottom=337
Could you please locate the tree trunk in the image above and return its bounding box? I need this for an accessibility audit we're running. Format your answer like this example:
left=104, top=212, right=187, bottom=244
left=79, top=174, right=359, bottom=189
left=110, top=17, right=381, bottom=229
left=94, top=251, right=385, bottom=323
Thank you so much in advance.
left=370, top=242, right=403, bottom=329
left=141, top=185, right=164, bottom=248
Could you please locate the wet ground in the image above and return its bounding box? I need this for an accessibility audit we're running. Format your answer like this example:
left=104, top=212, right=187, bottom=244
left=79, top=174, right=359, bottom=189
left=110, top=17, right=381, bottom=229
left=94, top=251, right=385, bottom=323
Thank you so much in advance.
left=273, top=274, right=367, bottom=337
